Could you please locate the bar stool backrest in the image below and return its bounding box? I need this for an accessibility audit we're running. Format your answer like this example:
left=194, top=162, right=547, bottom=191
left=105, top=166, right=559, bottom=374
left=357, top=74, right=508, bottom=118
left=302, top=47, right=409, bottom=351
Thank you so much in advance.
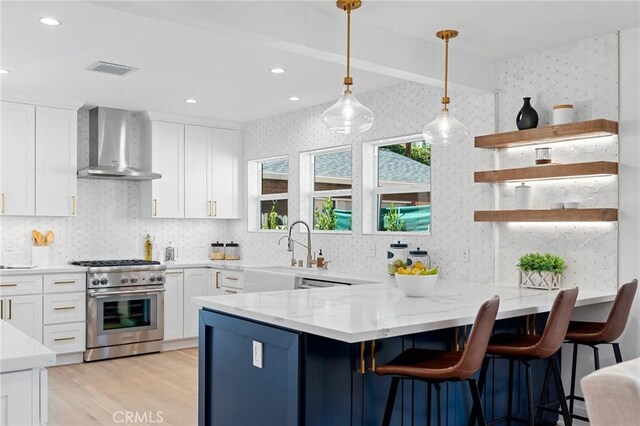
left=536, top=287, right=579, bottom=358
left=600, top=279, right=638, bottom=342
left=456, top=295, right=500, bottom=379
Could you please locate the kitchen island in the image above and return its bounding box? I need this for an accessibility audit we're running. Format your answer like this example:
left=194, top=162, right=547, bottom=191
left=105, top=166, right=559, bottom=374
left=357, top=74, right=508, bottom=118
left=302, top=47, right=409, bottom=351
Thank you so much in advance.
left=194, top=280, right=615, bottom=426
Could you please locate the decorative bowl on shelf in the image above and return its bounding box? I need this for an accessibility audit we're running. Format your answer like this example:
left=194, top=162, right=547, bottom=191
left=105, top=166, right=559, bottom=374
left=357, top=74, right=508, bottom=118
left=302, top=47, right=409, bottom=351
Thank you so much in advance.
left=395, top=274, right=439, bottom=297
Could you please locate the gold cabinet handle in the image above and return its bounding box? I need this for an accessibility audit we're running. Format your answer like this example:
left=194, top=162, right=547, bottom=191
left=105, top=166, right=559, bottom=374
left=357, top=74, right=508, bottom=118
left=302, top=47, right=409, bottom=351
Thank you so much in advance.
left=0, top=283, right=18, bottom=287
left=72, top=195, right=77, bottom=215
left=357, top=341, right=366, bottom=374
left=153, top=199, right=158, bottom=217
left=1, top=192, right=5, bottom=213
left=53, top=336, right=76, bottom=342
left=166, top=271, right=183, bottom=276
left=0, top=300, right=3, bottom=320
left=54, top=306, right=76, bottom=311
left=213, top=201, right=217, bottom=217
left=368, top=340, right=377, bottom=372
left=215, top=271, right=221, bottom=289
left=208, top=201, right=212, bottom=217
left=53, top=280, right=76, bottom=285
left=8, top=299, right=12, bottom=320
left=225, top=276, right=239, bottom=281
left=224, top=289, right=237, bottom=294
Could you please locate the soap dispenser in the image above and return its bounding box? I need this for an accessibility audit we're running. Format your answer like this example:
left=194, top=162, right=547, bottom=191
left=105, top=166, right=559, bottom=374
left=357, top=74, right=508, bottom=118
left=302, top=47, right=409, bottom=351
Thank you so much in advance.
left=316, top=250, right=325, bottom=268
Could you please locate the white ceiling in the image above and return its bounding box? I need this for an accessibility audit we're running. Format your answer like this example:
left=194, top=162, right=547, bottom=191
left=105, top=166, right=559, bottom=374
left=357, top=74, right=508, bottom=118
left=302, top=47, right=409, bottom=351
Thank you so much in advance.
left=1, top=1, right=638, bottom=123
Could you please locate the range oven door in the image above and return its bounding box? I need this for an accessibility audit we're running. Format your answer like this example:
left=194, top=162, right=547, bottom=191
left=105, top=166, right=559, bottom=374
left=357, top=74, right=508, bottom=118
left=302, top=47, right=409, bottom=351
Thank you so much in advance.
left=87, top=285, right=165, bottom=348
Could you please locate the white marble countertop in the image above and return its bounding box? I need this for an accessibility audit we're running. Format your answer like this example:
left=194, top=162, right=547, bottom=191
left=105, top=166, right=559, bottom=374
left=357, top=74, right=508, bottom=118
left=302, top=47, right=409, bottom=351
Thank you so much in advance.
left=0, top=264, right=87, bottom=276
left=0, top=320, right=56, bottom=373
left=194, top=280, right=616, bottom=343
left=166, top=260, right=251, bottom=271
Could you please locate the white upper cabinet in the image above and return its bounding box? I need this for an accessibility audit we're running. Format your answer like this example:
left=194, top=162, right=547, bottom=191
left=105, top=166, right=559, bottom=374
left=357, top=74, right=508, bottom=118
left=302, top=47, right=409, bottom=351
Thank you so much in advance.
left=184, top=125, right=240, bottom=219
left=35, top=106, right=78, bottom=216
left=0, top=101, right=35, bottom=216
left=144, top=116, right=240, bottom=220
left=210, top=128, right=240, bottom=218
left=184, top=125, right=212, bottom=219
left=141, top=121, right=185, bottom=218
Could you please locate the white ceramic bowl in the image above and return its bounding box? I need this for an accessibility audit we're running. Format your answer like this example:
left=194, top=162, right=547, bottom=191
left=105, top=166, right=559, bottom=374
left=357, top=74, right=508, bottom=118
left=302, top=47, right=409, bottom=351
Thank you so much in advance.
left=395, top=274, right=439, bottom=297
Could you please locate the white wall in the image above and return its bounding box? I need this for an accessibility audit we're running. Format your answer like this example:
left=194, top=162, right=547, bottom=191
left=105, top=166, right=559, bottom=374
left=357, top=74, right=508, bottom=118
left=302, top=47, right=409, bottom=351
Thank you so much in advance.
left=232, top=82, right=497, bottom=279
left=495, top=33, right=619, bottom=292
left=618, top=26, right=640, bottom=359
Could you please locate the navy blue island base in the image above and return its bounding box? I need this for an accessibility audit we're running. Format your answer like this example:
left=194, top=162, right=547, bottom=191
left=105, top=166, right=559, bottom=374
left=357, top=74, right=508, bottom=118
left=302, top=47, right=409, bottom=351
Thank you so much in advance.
left=198, top=309, right=561, bottom=426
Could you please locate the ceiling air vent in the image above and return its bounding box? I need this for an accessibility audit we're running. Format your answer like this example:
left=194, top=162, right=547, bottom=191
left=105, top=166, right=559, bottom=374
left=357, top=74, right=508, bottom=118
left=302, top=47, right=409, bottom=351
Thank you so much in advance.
left=87, top=61, right=138, bottom=77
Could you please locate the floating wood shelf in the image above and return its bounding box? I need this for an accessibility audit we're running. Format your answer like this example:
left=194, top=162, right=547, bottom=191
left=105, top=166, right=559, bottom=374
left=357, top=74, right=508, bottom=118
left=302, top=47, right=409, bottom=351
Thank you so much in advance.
left=474, top=208, right=618, bottom=222
left=474, top=161, right=618, bottom=183
left=475, top=119, right=618, bottom=149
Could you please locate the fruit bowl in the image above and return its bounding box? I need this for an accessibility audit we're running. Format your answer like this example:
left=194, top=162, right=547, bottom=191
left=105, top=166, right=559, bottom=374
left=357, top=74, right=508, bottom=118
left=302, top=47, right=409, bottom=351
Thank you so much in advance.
left=395, top=273, right=439, bottom=297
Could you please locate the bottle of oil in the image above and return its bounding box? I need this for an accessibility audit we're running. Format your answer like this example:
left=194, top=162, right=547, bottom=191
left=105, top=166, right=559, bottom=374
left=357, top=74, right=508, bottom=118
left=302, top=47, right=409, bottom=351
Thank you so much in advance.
left=145, top=234, right=153, bottom=261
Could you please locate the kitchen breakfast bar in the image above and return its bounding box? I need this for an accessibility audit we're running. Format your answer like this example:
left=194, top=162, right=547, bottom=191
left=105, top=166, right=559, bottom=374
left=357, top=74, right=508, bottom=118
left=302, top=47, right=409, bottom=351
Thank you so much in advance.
left=194, top=281, right=615, bottom=426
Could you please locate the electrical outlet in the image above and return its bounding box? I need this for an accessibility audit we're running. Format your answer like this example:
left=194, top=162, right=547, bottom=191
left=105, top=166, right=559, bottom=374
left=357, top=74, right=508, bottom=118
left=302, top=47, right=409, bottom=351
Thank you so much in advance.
left=461, top=247, right=470, bottom=263
left=252, top=341, right=263, bottom=368
left=3, top=239, right=15, bottom=251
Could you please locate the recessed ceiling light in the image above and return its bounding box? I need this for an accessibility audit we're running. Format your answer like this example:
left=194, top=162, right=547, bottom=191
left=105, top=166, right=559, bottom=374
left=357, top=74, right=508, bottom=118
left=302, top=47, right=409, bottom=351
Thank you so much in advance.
left=184, top=98, right=197, bottom=104
left=288, top=96, right=301, bottom=101
left=269, top=67, right=285, bottom=74
left=39, top=17, right=61, bottom=26
left=0, top=69, right=10, bottom=75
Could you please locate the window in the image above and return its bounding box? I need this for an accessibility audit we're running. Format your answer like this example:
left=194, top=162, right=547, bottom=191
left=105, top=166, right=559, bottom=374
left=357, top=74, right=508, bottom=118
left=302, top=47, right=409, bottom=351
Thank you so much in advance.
left=300, top=146, right=352, bottom=232
left=362, top=134, right=431, bottom=234
left=248, top=156, right=289, bottom=232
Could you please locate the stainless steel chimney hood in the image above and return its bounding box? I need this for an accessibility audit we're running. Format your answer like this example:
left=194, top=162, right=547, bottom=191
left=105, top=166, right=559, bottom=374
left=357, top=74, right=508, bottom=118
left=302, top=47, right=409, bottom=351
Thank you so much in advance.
left=77, top=107, right=161, bottom=180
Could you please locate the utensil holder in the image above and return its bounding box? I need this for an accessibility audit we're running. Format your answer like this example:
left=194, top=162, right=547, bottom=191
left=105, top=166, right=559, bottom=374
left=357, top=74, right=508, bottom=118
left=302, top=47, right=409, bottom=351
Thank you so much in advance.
left=32, top=246, right=50, bottom=266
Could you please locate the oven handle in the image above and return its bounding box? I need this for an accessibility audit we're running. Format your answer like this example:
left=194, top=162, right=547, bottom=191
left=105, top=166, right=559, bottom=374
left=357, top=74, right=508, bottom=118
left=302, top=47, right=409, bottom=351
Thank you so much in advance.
left=88, top=288, right=166, bottom=298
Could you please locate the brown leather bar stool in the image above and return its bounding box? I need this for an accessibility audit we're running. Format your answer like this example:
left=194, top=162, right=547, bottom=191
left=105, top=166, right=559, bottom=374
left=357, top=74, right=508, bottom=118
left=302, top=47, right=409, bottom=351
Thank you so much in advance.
left=472, top=287, right=579, bottom=426
left=376, top=296, right=500, bottom=426
left=564, top=279, right=638, bottom=422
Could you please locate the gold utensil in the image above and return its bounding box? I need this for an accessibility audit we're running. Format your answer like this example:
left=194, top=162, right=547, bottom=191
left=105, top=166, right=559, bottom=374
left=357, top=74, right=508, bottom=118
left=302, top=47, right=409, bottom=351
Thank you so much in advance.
left=45, top=230, right=54, bottom=246
left=32, top=230, right=42, bottom=246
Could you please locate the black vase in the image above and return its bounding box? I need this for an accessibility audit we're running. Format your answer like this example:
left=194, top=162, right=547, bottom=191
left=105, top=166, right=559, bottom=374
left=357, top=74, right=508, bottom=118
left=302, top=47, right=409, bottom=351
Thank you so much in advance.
left=516, top=97, right=539, bottom=130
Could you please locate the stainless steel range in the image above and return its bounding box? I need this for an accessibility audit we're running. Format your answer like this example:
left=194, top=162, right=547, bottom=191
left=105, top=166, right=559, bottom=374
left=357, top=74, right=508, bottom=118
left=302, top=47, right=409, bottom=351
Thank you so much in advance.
left=71, top=260, right=166, bottom=362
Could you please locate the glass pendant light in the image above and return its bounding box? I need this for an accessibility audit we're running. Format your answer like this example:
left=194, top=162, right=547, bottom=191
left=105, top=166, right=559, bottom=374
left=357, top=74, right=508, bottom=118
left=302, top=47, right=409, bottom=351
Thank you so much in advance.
left=423, top=30, right=469, bottom=146
left=321, top=0, right=374, bottom=135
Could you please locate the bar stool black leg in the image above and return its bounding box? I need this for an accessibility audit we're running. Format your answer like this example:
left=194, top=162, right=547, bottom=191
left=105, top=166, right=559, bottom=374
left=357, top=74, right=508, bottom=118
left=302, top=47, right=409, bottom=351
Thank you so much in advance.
left=468, top=357, right=489, bottom=426
left=612, top=343, right=623, bottom=363
left=524, top=361, right=534, bottom=426
left=534, top=360, right=552, bottom=425
left=468, top=379, right=486, bottom=426
left=550, top=357, right=572, bottom=426
left=507, top=359, right=514, bottom=425
left=427, top=382, right=432, bottom=426
left=569, top=342, right=578, bottom=414
left=382, top=377, right=399, bottom=426
left=434, top=383, right=442, bottom=426
left=593, top=345, right=600, bottom=370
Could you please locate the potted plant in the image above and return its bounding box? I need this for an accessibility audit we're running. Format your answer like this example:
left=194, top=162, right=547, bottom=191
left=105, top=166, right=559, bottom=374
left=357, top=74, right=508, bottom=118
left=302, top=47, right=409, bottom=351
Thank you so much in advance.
left=517, top=252, right=567, bottom=290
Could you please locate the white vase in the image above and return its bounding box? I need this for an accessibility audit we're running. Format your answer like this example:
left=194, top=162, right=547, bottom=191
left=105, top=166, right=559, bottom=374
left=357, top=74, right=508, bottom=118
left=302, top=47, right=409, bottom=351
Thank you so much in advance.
left=32, top=246, right=50, bottom=266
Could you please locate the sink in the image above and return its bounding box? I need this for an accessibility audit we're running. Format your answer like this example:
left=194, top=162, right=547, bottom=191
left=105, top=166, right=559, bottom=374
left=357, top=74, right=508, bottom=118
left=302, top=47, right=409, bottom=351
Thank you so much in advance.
left=247, top=266, right=378, bottom=286
left=243, top=268, right=298, bottom=293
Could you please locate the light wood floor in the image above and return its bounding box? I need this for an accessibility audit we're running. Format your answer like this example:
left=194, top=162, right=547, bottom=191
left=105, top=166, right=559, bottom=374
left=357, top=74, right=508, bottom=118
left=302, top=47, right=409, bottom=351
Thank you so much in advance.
left=48, top=348, right=198, bottom=426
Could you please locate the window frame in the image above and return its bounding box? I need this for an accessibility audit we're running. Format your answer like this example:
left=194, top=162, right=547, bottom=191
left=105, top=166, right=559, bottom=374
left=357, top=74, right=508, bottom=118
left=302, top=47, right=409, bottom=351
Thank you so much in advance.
left=299, top=145, right=353, bottom=234
left=362, top=133, right=432, bottom=235
left=247, top=155, right=289, bottom=233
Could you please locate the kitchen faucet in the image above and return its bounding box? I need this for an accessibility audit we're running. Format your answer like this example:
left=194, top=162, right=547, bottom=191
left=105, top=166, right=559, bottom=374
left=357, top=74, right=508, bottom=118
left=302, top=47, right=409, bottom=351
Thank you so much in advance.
left=278, top=220, right=314, bottom=268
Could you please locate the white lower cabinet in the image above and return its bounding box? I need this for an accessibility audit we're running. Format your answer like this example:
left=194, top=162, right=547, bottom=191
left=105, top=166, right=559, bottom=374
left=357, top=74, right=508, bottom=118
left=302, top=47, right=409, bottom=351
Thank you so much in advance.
left=164, top=270, right=184, bottom=341
left=164, top=268, right=240, bottom=342
left=183, top=268, right=214, bottom=338
left=43, top=322, right=86, bottom=354
left=43, top=292, right=85, bottom=325
left=1, top=294, right=43, bottom=342
left=0, top=368, right=46, bottom=426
